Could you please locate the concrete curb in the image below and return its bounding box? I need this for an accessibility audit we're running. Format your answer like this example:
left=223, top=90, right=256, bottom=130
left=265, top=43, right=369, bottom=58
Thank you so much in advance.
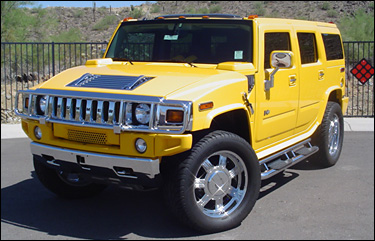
left=1, top=118, right=373, bottom=140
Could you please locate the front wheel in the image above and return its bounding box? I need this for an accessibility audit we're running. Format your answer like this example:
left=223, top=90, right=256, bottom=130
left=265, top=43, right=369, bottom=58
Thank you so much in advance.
left=164, top=131, right=261, bottom=233
left=311, top=101, right=344, bottom=167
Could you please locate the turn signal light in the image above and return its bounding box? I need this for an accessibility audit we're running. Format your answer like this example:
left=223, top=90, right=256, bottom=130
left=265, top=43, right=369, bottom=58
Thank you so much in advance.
left=166, top=110, right=184, bottom=123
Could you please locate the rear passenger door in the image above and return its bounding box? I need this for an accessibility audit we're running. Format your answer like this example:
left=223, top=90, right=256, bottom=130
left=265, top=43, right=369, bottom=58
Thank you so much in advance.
left=294, top=29, right=326, bottom=133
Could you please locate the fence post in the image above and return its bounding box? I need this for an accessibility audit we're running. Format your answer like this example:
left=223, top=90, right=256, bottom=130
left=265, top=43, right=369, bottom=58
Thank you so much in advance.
left=52, top=41, right=55, bottom=76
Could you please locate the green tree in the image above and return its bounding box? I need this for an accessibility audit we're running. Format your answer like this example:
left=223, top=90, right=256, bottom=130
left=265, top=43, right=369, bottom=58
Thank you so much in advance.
left=1, top=1, right=58, bottom=42
left=1, top=1, right=34, bottom=41
left=338, top=8, right=374, bottom=41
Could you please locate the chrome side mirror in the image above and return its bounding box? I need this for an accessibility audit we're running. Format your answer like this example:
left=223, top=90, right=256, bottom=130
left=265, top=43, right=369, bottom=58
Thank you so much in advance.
left=265, top=51, right=293, bottom=91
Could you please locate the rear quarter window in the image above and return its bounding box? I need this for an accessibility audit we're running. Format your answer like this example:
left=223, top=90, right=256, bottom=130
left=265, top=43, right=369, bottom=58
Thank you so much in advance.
left=321, top=34, right=344, bottom=60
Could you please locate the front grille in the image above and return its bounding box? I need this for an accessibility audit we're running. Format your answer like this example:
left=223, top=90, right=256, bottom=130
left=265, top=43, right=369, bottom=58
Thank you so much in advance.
left=47, top=96, right=122, bottom=125
left=67, top=129, right=107, bottom=144
left=15, top=89, right=192, bottom=134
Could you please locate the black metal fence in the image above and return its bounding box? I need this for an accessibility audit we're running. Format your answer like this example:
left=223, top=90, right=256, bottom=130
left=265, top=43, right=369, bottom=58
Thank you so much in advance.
left=1, top=42, right=108, bottom=123
left=1, top=41, right=374, bottom=123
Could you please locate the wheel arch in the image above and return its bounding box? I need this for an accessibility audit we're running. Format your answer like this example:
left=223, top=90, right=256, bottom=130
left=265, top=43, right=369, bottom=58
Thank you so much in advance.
left=207, top=108, right=252, bottom=145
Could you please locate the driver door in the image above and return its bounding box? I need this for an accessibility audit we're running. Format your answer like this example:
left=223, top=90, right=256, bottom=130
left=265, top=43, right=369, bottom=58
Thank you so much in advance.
left=254, top=29, right=299, bottom=150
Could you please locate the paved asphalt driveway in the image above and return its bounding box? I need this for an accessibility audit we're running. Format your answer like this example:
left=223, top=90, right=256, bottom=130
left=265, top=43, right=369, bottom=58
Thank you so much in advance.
left=1, top=132, right=374, bottom=240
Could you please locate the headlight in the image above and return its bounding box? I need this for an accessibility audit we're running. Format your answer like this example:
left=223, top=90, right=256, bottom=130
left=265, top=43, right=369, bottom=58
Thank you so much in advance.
left=135, top=103, right=151, bottom=125
left=37, top=95, right=47, bottom=115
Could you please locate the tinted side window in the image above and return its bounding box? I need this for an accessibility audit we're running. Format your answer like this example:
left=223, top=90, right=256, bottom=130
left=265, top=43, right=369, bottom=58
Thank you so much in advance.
left=264, top=33, right=291, bottom=69
left=322, top=34, right=344, bottom=60
left=297, top=33, right=318, bottom=64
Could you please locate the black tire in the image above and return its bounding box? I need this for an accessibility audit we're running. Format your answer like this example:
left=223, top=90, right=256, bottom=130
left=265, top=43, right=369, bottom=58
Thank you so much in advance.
left=311, top=101, right=344, bottom=167
left=164, top=131, right=261, bottom=233
left=33, top=156, right=107, bottom=199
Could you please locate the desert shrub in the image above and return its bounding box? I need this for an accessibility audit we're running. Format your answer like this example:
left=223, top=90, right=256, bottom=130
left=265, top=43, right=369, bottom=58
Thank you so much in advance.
left=92, top=15, right=118, bottom=31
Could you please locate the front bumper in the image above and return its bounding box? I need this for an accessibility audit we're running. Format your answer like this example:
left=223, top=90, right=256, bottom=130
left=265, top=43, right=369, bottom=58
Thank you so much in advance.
left=31, top=142, right=160, bottom=179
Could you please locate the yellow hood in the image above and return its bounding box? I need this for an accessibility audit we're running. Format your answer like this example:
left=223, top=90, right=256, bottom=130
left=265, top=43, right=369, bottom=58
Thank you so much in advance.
left=36, top=62, right=246, bottom=100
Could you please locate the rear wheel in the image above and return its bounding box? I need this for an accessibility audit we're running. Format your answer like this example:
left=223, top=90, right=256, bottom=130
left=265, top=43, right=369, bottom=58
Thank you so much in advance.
left=164, top=131, right=260, bottom=233
left=33, top=156, right=107, bottom=199
left=311, top=101, right=344, bottom=167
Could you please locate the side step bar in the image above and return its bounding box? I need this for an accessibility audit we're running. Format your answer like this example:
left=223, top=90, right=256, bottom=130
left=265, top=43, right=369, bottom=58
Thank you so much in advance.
left=259, top=138, right=319, bottom=180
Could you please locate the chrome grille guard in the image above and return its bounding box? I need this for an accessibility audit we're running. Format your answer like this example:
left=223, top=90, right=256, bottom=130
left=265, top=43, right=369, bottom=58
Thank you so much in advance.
left=15, top=89, right=192, bottom=134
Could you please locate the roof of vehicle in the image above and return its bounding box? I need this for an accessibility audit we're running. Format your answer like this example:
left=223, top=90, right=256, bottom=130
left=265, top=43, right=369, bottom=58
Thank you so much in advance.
left=154, top=14, right=242, bottom=19
left=124, top=14, right=337, bottom=28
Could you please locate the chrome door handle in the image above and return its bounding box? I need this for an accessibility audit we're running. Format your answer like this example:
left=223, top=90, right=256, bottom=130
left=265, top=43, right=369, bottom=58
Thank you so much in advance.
left=319, top=70, right=325, bottom=80
left=289, top=75, right=297, bottom=86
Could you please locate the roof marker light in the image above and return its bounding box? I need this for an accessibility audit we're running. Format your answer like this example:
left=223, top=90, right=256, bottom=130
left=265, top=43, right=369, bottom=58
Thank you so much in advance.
left=123, top=17, right=133, bottom=21
left=247, top=15, right=258, bottom=19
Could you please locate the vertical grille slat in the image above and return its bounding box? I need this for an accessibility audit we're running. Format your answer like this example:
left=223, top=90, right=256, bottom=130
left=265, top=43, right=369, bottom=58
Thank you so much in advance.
left=56, top=97, right=63, bottom=119
left=85, top=99, right=92, bottom=122
left=96, top=100, right=104, bottom=124
left=107, top=102, right=115, bottom=124
left=65, top=98, right=72, bottom=120
left=75, top=99, right=82, bottom=122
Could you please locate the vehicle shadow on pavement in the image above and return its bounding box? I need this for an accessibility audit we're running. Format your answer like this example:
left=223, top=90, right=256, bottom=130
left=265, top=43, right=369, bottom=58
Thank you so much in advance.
left=1, top=162, right=315, bottom=239
left=259, top=171, right=299, bottom=200
left=1, top=171, right=199, bottom=239
left=258, top=158, right=325, bottom=200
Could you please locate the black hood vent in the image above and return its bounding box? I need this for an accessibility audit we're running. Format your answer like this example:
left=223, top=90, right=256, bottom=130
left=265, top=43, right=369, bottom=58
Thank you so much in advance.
left=66, top=73, right=154, bottom=90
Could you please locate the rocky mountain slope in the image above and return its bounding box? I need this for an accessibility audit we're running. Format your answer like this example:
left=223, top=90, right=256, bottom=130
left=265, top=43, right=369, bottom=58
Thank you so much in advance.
left=41, top=1, right=373, bottom=42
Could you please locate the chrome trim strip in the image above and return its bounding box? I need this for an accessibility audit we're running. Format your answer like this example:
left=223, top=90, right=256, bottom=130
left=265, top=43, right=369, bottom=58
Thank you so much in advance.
left=30, top=142, right=160, bottom=178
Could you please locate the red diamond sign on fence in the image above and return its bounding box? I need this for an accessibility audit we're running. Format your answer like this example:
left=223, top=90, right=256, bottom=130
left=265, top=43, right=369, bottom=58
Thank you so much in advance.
left=350, top=58, right=374, bottom=84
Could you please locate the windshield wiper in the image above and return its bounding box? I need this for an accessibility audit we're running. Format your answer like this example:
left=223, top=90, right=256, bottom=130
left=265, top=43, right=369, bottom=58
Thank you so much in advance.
left=158, top=60, right=197, bottom=68
left=112, top=57, right=134, bottom=65
left=186, top=62, right=197, bottom=68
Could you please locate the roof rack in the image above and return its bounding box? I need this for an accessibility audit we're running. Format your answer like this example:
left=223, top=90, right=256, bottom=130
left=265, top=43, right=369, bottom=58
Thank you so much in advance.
left=154, top=14, right=242, bottom=20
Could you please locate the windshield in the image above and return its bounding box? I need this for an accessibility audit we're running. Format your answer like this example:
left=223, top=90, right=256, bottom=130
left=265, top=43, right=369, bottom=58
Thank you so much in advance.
left=105, top=19, right=253, bottom=64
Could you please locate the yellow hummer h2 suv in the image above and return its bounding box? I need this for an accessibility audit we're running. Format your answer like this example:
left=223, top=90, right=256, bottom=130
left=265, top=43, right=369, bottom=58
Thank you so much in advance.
left=15, top=14, right=349, bottom=233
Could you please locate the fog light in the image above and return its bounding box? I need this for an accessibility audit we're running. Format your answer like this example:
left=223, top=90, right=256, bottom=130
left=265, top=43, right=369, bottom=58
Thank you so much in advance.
left=135, top=138, right=147, bottom=153
left=34, top=126, right=42, bottom=139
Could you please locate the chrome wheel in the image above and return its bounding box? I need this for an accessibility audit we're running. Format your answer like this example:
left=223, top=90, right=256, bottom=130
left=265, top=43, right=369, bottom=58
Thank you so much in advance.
left=194, top=151, right=248, bottom=218
left=328, top=113, right=340, bottom=156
